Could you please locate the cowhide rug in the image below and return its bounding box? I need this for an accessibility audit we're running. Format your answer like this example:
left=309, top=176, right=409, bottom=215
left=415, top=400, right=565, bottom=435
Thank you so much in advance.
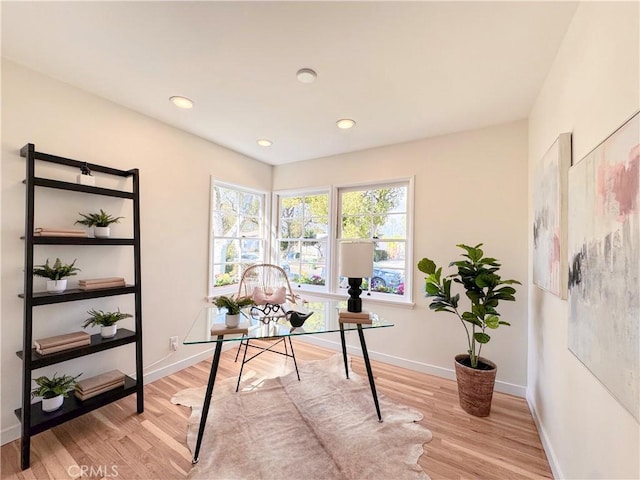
left=171, top=354, right=432, bottom=479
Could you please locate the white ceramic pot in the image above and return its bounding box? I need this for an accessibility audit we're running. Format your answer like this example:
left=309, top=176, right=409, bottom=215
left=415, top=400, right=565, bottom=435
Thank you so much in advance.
left=101, top=325, right=118, bottom=338
left=42, top=395, right=64, bottom=412
left=94, top=226, right=111, bottom=238
left=76, top=174, right=95, bottom=186
left=46, top=279, right=67, bottom=293
left=225, top=314, right=240, bottom=328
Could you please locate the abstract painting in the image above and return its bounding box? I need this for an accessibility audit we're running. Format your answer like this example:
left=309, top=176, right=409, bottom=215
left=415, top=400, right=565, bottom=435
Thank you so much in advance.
left=533, top=133, right=571, bottom=299
left=568, top=112, right=639, bottom=421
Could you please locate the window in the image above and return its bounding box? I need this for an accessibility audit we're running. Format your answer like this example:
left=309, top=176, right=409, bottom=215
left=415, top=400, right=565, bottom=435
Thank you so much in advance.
left=276, top=191, right=330, bottom=290
left=210, top=182, right=267, bottom=294
left=339, top=182, right=409, bottom=300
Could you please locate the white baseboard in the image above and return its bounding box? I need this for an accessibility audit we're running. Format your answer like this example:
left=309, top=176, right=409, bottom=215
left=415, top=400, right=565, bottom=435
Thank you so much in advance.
left=526, top=389, right=562, bottom=480
left=295, top=336, right=527, bottom=397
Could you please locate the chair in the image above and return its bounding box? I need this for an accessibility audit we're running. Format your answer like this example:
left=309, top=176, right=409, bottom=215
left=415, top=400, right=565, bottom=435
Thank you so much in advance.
left=234, top=264, right=301, bottom=391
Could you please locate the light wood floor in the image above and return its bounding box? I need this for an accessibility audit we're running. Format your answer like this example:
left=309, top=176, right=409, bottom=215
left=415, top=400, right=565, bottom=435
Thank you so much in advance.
left=1, top=342, right=552, bottom=479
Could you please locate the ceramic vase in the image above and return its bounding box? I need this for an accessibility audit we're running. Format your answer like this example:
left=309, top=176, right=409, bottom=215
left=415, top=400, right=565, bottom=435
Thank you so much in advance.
left=42, top=395, right=64, bottom=412
left=101, top=325, right=118, bottom=338
left=94, top=226, right=111, bottom=238
left=46, top=279, right=67, bottom=293
left=225, top=314, right=240, bottom=328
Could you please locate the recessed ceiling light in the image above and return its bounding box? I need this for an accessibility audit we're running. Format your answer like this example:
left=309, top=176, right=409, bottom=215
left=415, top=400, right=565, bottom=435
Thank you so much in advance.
left=336, top=118, right=356, bottom=129
left=296, top=68, right=317, bottom=84
left=257, top=139, right=273, bottom=147
left=169, top=96, right=194, bottom=109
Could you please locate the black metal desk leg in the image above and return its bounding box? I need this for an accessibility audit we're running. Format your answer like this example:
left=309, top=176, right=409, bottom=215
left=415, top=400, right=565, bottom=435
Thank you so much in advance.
left=339, top=323, right=349, bottom=379
left=357, top=324, right=382, bottom=422
left=192, top=336, right=224, bottom=464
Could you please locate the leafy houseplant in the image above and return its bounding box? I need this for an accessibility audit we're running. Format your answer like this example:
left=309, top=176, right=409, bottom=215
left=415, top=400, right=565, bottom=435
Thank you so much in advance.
left=82, top=308, right=132, bottom=338
left=417, top=243, right=520, bottom=416
left=31, top=372, right=82, bottom=412
left=213, top=295, right=255, bottom=327
left=75, top=209, right=123, bottom=238
left=33, top=258, right=80, bottom=292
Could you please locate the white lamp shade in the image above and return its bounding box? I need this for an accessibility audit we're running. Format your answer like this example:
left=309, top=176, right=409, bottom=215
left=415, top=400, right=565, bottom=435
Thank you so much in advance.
left=340, top=241, right=374, bottom=278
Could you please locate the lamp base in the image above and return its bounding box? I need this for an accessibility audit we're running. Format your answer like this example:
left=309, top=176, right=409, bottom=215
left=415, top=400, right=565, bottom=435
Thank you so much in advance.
left=347, top=277, right=363, bottom=313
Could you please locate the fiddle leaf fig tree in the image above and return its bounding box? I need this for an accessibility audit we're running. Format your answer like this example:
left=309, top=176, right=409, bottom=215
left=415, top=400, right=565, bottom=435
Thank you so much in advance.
left=417, top=243, right=521, bottom=369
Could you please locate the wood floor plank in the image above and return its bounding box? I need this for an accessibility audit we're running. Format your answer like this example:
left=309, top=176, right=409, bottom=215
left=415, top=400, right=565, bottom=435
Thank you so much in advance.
left=1, top=342, right=551, bottom=479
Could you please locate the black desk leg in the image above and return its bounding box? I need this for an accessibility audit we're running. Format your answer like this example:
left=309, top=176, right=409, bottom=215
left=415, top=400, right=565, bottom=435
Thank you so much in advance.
left=339, top=323, right=349, bottom=379
left=192, top=336, right=224, bottom=464
left=357, top=324, right=382, bottom=422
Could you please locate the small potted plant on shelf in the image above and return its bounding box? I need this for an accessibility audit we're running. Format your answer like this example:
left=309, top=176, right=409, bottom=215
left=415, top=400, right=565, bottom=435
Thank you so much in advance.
left=33, top=257, right=80, bottom=293
left=82, top=308, right=133, bottom=338
left=212, top=295, right=255, bottom=327
left=31, top=372, right=82, bottom=412
left=75, top=209, right=124, bottom=238
left=76, top=162, right=95, bottom=186
left=417, top=243, right=520, bottom=417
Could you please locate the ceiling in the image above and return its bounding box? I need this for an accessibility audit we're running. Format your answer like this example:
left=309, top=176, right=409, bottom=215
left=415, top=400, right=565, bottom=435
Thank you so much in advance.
left=1, top=1, right=578, bottom=165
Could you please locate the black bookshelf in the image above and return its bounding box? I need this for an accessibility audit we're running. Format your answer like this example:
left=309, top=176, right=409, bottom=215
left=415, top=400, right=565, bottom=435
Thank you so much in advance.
left=17, top=143, right=144, bottom=470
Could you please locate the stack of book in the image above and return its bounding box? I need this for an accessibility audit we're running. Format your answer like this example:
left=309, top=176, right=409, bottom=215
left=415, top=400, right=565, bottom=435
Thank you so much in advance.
left=78, top=277, right=126, bottom=290
left=74, top=370, right=125, bottom=401
left=34, top=227, right=87, bottom=237
left=34, top=331, right=91, bottom=355
left=338, top=309, right=373, bottom=324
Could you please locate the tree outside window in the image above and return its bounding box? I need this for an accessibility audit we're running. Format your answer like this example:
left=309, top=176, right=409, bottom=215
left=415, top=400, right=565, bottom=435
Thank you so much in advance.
left=339, top=183, right=408, bottom=297
left=277, top=193, right=329, bottom=288
left=211, top=184, right=265, bottom=292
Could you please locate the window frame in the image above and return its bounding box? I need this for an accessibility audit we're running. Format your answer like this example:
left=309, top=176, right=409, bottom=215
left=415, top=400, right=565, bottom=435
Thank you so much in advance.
left=208, top=178, right=270, bottom=297
left=335, top=178, right=413, bottom=304
left=272, top=187, right=332, bottom=294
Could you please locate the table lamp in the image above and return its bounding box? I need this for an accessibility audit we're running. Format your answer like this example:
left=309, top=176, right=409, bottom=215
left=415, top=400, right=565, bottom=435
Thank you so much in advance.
left=339, top=240, right=374, bottom=312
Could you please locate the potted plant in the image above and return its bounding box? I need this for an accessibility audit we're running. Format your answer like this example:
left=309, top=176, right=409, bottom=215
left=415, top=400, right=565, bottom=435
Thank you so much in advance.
left=31, top=372, right=82, bottom=412
left=417, top=243, right=520, bottom=417
left=75, top=209, right=124, bottom=238
left=82, top=308, right=133, bottom=338
left=213, top=295, right=254, bottom=327
left=33, top=257, right=80, bottom=293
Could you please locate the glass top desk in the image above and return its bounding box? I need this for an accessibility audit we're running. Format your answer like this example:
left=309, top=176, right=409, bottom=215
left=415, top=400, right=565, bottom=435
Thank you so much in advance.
left=183, top=300, right=393, bottom=464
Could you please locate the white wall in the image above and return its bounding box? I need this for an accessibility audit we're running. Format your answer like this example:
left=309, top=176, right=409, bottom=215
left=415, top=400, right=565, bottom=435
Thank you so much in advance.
left=273, top=120, right=530, bottom=394
left=0, top=60, right=272, bottom=443
left=528, top=2, right=640, bottom=479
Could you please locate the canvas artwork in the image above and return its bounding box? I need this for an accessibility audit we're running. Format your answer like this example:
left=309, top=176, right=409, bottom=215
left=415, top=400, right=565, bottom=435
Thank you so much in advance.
left=568, top=112, right=639, bottom=421
left=533, top=133, right=571, bottom=299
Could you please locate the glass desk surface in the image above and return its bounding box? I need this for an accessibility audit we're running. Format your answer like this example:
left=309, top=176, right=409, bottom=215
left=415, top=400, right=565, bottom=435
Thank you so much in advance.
left=184, top=300, right=393, bottom=345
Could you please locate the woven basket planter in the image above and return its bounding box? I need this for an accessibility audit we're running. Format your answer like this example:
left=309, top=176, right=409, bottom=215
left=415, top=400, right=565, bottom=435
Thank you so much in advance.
left=454, top=354, right=497, bottom=417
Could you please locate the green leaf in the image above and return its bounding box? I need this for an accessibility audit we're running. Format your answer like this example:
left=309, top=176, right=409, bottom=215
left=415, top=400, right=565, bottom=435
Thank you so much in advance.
left=486, top=315, right=500, bottom=329
left=498, top=320, right=511, bottom=326
left=425, top=282, right=440, bottom=295
left=417, top=258, right=436, bottom=274
left=474, top=332, right=491, bottom=344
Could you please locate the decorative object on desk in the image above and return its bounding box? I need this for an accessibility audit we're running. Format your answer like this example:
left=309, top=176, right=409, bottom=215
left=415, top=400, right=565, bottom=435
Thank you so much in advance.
left=74, top=209, right=124, bottom=238
left=74, top=370, right=125, bottom=401
left=33, top=227, right=87, bottom=238
left=417, top=243, right=520, bottom=417
left=286, top=309, right=313, bottom=328
left=250, top=302, right=287, bottom=323
left=82, top=308, right=132, bottom=338
left=76, top=162, right=95, bottom=186
left=210, top=323, right=249, bottom=336
left=33, top=257, right=80, bottom=293
left=251, top=285, right=286, bottom=305
left=34, top=331, right=91, bottom=355
left=78, top=277, right=126, bottom=290
left=212, top=295, right=255, bottom=327
left=32, top=372, right=82, bottom=412
left=339, top=240, right=374, bottom=313
left=172, top=354, right=431, bottom=480
left=338, top=309, right=372, bottom=324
